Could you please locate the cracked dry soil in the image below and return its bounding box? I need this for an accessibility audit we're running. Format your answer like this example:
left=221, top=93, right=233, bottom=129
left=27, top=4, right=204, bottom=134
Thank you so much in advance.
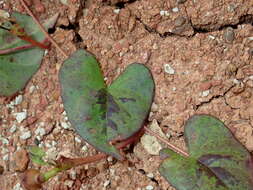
left=0, top=0, right=253, bottom=190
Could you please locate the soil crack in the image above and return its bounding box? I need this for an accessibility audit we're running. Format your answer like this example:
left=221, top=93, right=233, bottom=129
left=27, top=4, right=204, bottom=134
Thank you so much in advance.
left=136, top=14, right=253, bottom=39
left=195, top=84, right=236, bottom=110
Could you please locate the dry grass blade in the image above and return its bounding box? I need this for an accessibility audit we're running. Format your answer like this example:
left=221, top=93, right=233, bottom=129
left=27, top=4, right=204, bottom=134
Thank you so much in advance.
left=144, top=126, right=189, bottom=157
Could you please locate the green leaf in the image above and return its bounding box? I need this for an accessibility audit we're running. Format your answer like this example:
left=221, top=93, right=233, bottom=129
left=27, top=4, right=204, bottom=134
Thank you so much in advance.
left=159, top=115, right=253, bottom=190
left=0, top=11, right=58, bottom=96
left=28, top=146, right=48, bottom=166
left=59, top=50, right=154, bottom=159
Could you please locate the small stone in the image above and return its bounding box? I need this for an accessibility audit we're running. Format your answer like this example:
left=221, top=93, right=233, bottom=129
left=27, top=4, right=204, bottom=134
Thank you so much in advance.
left=160, top=10, right=169, bottom=16
left=61, top=121, right=71, bottom=129
left=233, top=79, right=240, bottom=84
left=35, top=127, right=46, bottom=136
left=201, top=90, right=210, bottom=97
left=69, top=169, right=77, bottom=180
left=174, top=16, right=186, bottom=27
left=14, top=95, right=23, bottom=105
left=1, top=137, right=9, bottom=145
left=146, top=185, right=154, bottom=190
left=107, top=156, right=113, bottom=162
left=60, top=0, right=68, bottom=5
left=164, top=64, right=175, bottom=74
left=10, top=124, right=17, bottom=133
left=141, top=133, right=162, bottom=155
left=151, top=103, right=159, bottom=112
left=13, top=183, right=23, bottom=190
left=13, top=149, right=29, bottom=172
left=103, top=180, right=110, bottom=187
left=3, top=154, right=9, bottom=161
left=75, top=136, right=82, bottom=143
left=113, top=9, right=120, bottom=14
left=224, top=27, right=235, bottom=43
left=147, top=173, right=154, bottom=178
left=160, top=10, right=165, bottom=16
left=14, top=111, right=27, bottom=123
left=208, top=35, right=215, bottom=40
left=29, top=85, right=36, bottom=93
left=20, top=131, right=32, bottom=140
left=81, top=145, right=88, bottom=152
left=172, top=7, right=179, bottom=12
left=152, top=43, right=158, bottom=49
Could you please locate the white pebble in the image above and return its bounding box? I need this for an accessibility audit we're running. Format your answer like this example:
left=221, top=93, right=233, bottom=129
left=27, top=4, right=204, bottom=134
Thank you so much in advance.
left=233, top=79, right=240, bottom=84
left=1, top=138, right=9, bottom=145
left=103, top=180, right=110, bottom=187
left=13, top=183, right=23, bottom=190
left=172, top=7, right=179, bottom=12
left=160, top=10, right=165, bottom=16
left=160, top=10, right=169, bottom=16
left=14, top=95, right=23, bottom=105
left=113, top=9, right=120, bottom=14
left=146, top=185, right=154, bottom=190
left=70, top=170, right=77, bottom=180
left=51, top=141, right=57, bottom=146
left=29, top=85, right=36, bottom=93
left=147, top=173, right=154, bottom=178
left=107, top=156, right=113, bottom=162
left=61, top=121, right=70, bottom=129
left=172, top=87, right=177, bottom=91
left=75, top=136, right=82, bottom=143
left=10, top=124, right=17, bottom=133
left=35, top=127, right=46, bottom=136
left=201, top=90, right=210, bottom=97
left=81, top=145, right=88, bottom=152
left=208, top=35, right=215, bottom=40
left=20, top=131, right=32, bottom=140
left=14, top=111, right=27, bottom=123
left=3, top=154, right=9, bottom=161
left=164, top=64, right=175, bottom=74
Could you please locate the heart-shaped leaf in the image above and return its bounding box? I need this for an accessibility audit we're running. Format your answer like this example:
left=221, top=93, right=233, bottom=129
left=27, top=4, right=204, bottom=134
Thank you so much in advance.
left=0, top=11, right=58, bottom=96
left=159, top=115, right=253, bottom=190
left=59, top=50, right=154, bottom=159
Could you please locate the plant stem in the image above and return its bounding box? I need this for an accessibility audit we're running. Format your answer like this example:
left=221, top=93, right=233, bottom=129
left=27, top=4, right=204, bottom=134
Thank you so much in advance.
left=144, top=126, right=189, bottom=157
left=41, top=167, right=64, bottom=182
left=38, top=153, right=107, bottom=182
left=19, top=0, right=68, bottom=58
left=0, top=44, right=34, bottom=54
left=0, top=39, right=49, bottom=55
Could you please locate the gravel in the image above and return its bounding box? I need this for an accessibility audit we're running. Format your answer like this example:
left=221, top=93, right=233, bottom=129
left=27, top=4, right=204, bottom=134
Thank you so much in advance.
left=20, top=131, right=32, bottom=140
left=14, top=111, right=27, bottom=123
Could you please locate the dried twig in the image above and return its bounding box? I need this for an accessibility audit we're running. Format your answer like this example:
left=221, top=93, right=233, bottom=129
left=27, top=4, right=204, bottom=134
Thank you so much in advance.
left=144, top=126, right=189, bottom=157
left=19, top=0, right=68, bottom=58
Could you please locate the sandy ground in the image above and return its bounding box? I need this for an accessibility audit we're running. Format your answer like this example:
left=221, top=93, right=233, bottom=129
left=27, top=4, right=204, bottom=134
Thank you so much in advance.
left=0, top=0, right=253, bottom=189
